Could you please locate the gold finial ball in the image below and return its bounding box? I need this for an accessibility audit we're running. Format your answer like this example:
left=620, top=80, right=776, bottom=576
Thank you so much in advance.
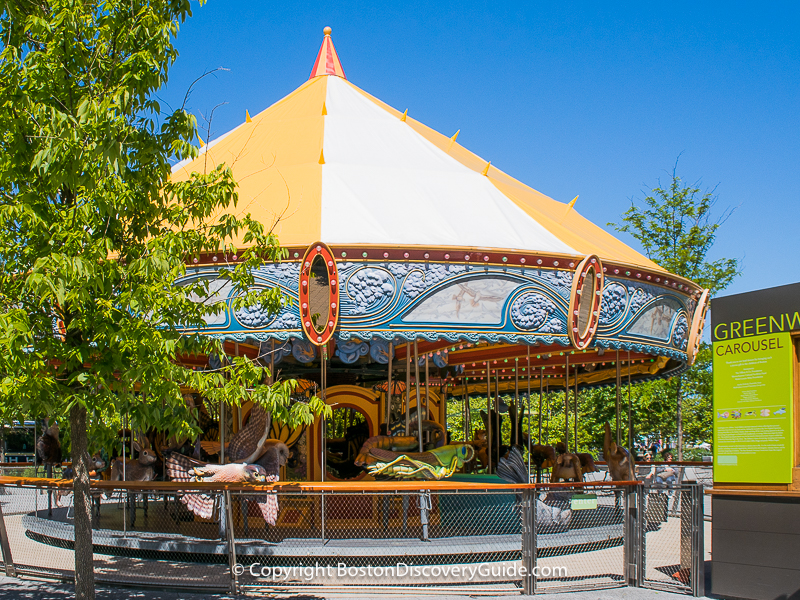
left=323, top=26, right=332, bottom=36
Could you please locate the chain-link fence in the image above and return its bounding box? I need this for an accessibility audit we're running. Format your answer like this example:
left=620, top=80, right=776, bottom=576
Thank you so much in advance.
left=636, top=482, right=704, bottom=595
left=0, top=477, right=705, bottom=596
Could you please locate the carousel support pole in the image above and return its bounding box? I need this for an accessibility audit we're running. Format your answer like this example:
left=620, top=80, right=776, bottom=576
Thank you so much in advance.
left=321, top=347, right=327, bottom=483
left=463, top=377, right=470, bottom=442
left=615, top=349, right=622, bottom=445
left=405, top=343, right=411, bottom=436
left=514, top=358, right=519, bottom=446
left=627, top=350, right=633, bottom=450
left=564, top=355, right=569, bottom=450
left=494, top=371, right=500, bottom=464
left=486, top=365, right=492, bottom=473
left=414, top=341, right=423, bottom=451
left=386, top=343, right=393, bottom=433
left=527, top=347, right=532, bottom=481
left=538, top=369, right=543, bottom=443
left=440, top=381, right=447, bottom=441
left=424, top=353, right=430, bottom=422
left=574, top=369, right=579, bottom=453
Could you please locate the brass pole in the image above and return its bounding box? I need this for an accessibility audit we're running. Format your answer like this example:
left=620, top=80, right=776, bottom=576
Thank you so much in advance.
left=321, top=346, right=327, bottom=482
left=495, top=370, right=500, bottom=465
left=405, top=343, right=411, bottom=436
left=386, top=342, right=393, bottom=433
left=464, top=376, right=470, bottom=442
left=574, top=366, right=579, bottom=453
left=424, top=352, right=430, bottom=422
left=414, top=341, right=423, bottom=451
left=564, top=355, right=569, bottom=450
left=486, top=364, right=492, bottom=473
left=527, top=347, right=532, bottom=482
left=628, top=350, right=633, bottom=450
left=616, top=349, right=622, bottom=445
left=538, top=367, right=543, bottom=443
left=514, top=358, right=519, bottom=446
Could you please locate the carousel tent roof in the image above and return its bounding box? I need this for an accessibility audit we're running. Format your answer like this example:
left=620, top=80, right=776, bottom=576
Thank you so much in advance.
left=172, top=29, right=663, bottom=272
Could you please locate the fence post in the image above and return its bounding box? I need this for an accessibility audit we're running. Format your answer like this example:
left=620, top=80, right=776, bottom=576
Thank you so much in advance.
left=624, top=484, right=641, bottom=588
left=224, top=491, right=238, bottom=595
left=690, top=482, right=705, bottom=597
left=521, top=486, right=536, bottom=594
left=0, top=490, right=16, bottom=577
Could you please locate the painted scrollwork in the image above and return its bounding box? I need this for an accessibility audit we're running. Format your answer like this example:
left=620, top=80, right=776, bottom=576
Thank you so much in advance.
left=600, top=282, right=627, bottom=325
left=672, top=314, right=689, bottom=350
left=510, top=293, right=558, bottom=331
left=369, top=338, right=393, bottom=364
left=628, top=286, right=656, bottom=316
left=346, top=268, right=395, bottom=315
left=538, top=270, right=573, bottom=298
left=291, top=339, right=317, bottom=363
left=394, top=264, right=466, bottom=299
left=336, top=340, right=370, bottom=364
left=259, top=340, right=292, bottom=364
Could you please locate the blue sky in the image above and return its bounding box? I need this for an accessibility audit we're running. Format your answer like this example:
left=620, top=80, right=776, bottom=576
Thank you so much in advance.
left=162, top=1, right=799, bottom=298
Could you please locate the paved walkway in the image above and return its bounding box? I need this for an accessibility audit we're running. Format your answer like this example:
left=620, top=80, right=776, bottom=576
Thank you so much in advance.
left=0, top=576, right=715, bottom=600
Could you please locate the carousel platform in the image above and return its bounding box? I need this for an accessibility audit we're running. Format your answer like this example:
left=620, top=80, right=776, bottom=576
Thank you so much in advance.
left=22, top=500, right=624, bottom=566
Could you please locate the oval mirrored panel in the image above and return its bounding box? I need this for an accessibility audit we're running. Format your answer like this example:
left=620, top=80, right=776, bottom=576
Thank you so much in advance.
left=308, top=254, right=330, bottom=334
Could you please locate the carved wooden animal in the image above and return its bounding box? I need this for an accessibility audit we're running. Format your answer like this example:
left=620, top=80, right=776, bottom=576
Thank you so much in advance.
left=199, top=404, right=273, bottom=464
left=576, top=453, right=599, bottom=473
left=37, top=423, right=62, bottom=467
left=603, top=421, right=636, bottom=481
left=529, top=444, right=556, bottom=482
left=550, top=452, right=584, bottom=483
left=111, top=438, right=158, bottom=527
left=111, top=440, right=157, bottom=482
left=254, top=440, right=290, bottom=476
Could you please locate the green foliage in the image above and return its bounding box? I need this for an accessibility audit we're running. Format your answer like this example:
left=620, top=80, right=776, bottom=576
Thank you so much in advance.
left=0, top=1, right=329, bottom=446
left=610, top=162, right=741, bottom=454
left=610, top=163, right=740, bottom=296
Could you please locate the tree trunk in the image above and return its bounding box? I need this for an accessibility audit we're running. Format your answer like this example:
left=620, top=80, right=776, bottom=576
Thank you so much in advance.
left=70, top=403, right=95, bottom=600
left=676, top=375, right=683, bottom=461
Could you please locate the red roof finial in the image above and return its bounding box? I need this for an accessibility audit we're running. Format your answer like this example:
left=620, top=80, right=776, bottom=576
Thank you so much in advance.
left=309, top=27, right=346, bottom=80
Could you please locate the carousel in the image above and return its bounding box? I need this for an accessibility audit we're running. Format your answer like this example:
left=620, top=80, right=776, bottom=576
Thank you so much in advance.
left=20, top=28, right=707, bottom=570
left=168, top=27, right=708, bottom=484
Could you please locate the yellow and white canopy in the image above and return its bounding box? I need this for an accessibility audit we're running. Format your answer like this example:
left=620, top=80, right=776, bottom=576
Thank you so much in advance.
left=172, top=29, right=662, bottom=272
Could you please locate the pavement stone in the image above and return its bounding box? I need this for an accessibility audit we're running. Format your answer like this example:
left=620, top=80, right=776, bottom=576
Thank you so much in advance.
left=0, top=575, right=716, bottom=600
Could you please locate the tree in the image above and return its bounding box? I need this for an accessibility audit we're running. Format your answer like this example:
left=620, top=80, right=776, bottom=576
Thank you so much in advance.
left=610, top=161, right=741, bottom=458
left=0, top=2, right=328, bottom=598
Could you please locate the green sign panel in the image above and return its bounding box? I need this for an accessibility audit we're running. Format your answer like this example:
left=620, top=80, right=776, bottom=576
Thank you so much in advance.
left=713, top=332, right=794, bottom=483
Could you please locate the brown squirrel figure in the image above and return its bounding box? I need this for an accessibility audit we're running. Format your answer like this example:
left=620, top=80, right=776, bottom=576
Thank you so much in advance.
left=551, top=441, right=583, bottom=483
left=603, top=421, right=636, bottom=481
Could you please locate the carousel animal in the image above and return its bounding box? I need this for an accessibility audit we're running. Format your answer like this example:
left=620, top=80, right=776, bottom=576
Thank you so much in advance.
left=365, top=444, right=475, bottom=480
left=54, top=451, right=111, bottom=514
left=469, top=430, right=489, bottom=472
left=110, top=437, right=158, bottom=527
left=36, top=421, right=62, bottom=473
left=354, top=435, right=420, bottom=466
left=497, top=447, right=573, bottom=530
left=408, top=419, right=446, bottom=448
left=529, top=444, right=557, bottom=482
left=254, top=440, right=290, bottom=475
left=554, top=441, right=598, bottom=475
left=576, top=453, right=599, bottom=474
left=200, top=404, right=272, bottom=463
left=603, top=421, right=636, bottom=481
left=551, top=453, right=583, bottom=483
left=165, top=454, right=279, bottom=525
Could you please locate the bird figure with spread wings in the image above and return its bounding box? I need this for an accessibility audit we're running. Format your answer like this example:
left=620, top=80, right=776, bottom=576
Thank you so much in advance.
left=165, top=453, right=279, bottom=525
left=200, top=404, right=272, bottom=463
